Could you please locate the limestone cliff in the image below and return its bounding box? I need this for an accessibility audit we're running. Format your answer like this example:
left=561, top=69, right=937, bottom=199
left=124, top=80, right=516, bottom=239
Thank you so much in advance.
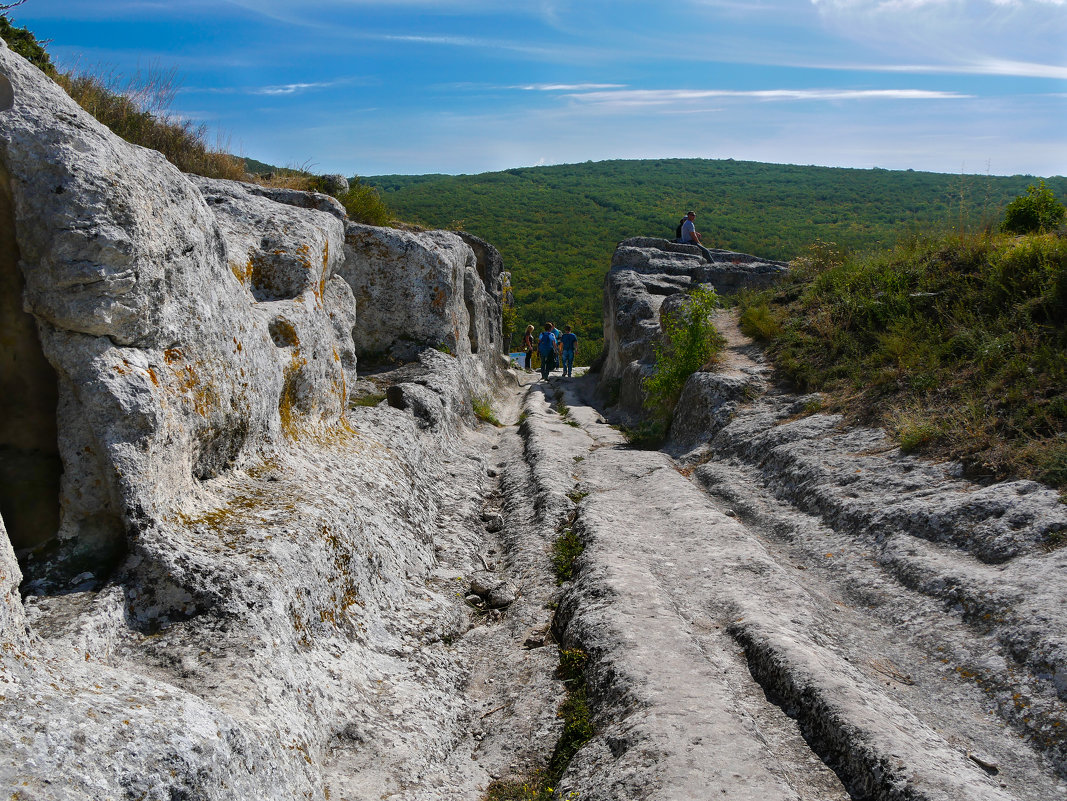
left=0, top=40, right=524, bottom=800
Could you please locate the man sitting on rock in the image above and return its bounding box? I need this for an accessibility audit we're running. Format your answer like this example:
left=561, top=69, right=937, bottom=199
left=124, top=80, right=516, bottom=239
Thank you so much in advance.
left=680, top=210, right=714, bottom=263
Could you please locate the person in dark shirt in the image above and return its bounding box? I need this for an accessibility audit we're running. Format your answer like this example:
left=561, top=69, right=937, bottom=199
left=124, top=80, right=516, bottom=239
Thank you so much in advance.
left=537, top=323, right=558, bottom=381
left=560, top=325, right=578, bottom=378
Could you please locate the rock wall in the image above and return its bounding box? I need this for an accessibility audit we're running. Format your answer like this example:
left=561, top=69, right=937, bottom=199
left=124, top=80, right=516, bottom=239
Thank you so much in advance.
left=0, top=40, right=510, bottom=799
left=341, top=224, right=505, bottom=368
left=597, top=236, right=788, bottom=419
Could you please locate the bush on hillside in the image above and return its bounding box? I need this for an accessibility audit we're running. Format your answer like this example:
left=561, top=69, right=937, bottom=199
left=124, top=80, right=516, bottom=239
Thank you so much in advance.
left=335, top=179, right=392, bottom=226
left=1002, top=180, right=1066, bottom=235
left=739, top=231, right=1067, bottom=490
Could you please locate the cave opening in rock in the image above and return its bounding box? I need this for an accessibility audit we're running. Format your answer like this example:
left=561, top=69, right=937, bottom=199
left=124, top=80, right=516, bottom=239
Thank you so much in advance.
left=0, top=166, right=62, bottom=565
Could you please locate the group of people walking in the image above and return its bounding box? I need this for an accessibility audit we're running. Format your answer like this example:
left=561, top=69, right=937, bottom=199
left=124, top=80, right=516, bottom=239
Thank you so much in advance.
left=522, top=323, right=578, bottom=381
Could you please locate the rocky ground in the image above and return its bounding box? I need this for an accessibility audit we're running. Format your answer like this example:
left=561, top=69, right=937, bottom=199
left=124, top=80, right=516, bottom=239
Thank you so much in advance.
left=513, top=312, right=1067, bottom=801
left=7, top=319, right=1067, bottom=800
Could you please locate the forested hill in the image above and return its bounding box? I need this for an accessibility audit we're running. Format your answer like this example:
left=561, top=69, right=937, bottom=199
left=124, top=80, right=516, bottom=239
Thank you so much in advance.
left=366, top=158, right=1065, bottom=346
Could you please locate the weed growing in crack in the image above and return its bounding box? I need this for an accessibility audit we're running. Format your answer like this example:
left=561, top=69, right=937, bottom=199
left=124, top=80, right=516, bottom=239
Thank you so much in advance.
left=472, top=395, right=503, bottom=426
left=481, top=650, right=592, bottom=801
left=553, top=523, right=583, bottom=585
left=554, top=398, right=582, bottom=428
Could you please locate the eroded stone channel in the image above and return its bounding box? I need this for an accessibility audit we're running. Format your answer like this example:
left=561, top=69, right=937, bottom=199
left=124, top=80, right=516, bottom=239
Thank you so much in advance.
left=511, top=350, right=1067, bottom=801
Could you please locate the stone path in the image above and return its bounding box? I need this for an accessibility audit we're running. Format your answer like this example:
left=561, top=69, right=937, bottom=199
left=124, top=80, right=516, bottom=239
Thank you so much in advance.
left=506, top=354, right=1067, bottom=799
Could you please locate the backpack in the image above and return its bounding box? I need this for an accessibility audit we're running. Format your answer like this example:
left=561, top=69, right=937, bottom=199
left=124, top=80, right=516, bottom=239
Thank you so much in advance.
left=674, top=217, right=686, bottom=240
left=538, top=331, right=555, bottom=351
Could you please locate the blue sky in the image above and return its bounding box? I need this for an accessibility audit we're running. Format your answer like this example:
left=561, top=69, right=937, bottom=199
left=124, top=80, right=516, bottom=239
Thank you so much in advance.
left=11, top=0, right=1066, bottom=177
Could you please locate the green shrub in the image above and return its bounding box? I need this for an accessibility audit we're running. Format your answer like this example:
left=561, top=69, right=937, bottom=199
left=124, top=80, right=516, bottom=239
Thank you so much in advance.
left=0, top=14, right=55, bottom=76
left=472, top=395, right=501, bottom=426
left=335, top=180, right=392, bottom=226
left=738, top=298, right=781, bottom=341
left=1002, top=180, right=1066, bottom=234
left=552, top=524, right=583, bottom=584
left=642, top=285, right=725, bottom=416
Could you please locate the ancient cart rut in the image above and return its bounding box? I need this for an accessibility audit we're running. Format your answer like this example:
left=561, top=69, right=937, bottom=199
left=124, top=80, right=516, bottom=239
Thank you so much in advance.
left=509, top=368, right=1067, bottom=801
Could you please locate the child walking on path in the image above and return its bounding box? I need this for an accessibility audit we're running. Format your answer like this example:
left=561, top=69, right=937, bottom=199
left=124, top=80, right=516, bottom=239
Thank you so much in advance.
left=560, top=325, right=577, bottom=378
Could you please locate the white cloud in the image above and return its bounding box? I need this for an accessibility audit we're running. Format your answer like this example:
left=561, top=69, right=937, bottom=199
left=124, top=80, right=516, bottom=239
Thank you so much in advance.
left=184, top=78, right=363, bottom=96
left=514, top=83, right=627, bottom=91
left=564, top=87, right=971, bottom=110
left=874, top=59, right=1067, bottom=79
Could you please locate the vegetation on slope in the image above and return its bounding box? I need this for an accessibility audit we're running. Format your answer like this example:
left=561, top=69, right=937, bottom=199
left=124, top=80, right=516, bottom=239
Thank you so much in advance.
left=739, top=227, right=1067, bottom=491
left=368, top=161, right=1067, bottom=349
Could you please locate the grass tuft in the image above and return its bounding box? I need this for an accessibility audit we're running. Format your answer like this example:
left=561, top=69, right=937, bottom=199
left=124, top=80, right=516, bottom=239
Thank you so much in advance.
left=472, top=394, right=502, bottom=426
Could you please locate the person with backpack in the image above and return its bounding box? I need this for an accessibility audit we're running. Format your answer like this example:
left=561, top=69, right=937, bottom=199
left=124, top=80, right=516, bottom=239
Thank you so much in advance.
left=537, top=323, right=558, bottom=381
left=560, top=325, right=578, bottom=378
left=678, top=210, right=714, bottom=263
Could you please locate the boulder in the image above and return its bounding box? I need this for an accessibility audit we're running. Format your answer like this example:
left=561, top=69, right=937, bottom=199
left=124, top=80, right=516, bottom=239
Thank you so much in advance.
left=0, top=41, right=359, bottom=584
left=318, top=173, right=349, bottom=196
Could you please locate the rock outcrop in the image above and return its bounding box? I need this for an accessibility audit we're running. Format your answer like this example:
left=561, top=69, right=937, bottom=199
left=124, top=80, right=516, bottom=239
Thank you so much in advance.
left=597, top=236, right=788, bottom=419
left=0, top=40, right=519, bottom=800
left=341, top=224, right=505, bottom=370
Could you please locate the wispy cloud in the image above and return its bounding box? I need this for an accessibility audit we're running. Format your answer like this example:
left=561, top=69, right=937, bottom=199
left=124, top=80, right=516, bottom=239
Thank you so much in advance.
left=874, top=59, right=1067, bottom=80
left=514, top=83, right=627, bottom=91
left=372, top=32, right=561, bottom=57
left=564, top=87, right=972, bottom=109
left=185, top=77, right=366, bottom=96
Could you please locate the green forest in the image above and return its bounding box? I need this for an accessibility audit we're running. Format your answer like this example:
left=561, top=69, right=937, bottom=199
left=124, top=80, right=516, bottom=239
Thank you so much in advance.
left=366, top=159, right=1066, bottom=350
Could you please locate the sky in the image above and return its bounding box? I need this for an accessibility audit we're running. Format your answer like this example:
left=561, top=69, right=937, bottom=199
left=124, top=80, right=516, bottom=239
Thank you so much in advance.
left=10, top=0, right=1067, bottom=177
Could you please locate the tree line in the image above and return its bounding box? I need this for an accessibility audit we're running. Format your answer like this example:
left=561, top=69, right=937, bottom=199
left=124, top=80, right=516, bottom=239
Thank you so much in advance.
left=366, top=159, right=1066, bottom=349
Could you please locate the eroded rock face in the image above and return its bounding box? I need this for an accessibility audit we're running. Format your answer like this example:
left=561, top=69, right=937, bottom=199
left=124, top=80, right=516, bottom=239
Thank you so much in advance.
left=0, top=515, right=28, bottom=649
left=341, top=224, right=506, bottom=370
left=0, top=41, right=515, bottom=801
left=0, top=42, right=361, bottom=578
left=597, top=236, right=788, bottom=419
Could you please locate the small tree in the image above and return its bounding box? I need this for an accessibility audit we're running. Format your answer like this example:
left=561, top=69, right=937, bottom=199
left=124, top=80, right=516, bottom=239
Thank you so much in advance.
left=1002, top=180, right=1066, bottom=234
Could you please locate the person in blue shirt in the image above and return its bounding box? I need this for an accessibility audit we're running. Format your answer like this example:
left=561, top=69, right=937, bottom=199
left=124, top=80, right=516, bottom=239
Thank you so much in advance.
left=560, top=325, right=578, bottom=378
left=537, top=322, right=558, bottom=381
